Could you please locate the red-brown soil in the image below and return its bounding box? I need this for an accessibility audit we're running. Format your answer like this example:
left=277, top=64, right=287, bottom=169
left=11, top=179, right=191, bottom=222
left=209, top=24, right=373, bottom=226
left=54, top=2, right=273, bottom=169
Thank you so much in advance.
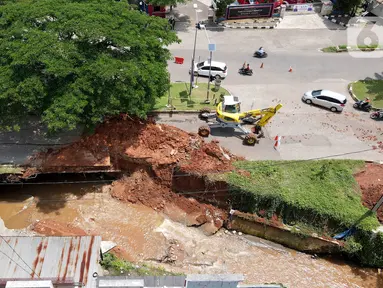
left=355, top=163, right=383, bottom=223
left=31, top=116, right=237, bottom=174
left=30, top=116, right=237, bottom=231
left=32, top=219, right=88, bottom=236
left=110, top=169, right=227, bottom=229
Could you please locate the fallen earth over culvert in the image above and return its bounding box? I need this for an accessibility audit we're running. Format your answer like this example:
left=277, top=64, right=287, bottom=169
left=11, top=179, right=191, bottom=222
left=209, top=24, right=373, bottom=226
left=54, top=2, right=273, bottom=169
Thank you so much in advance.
left=27, top=116, right=240, bottom=233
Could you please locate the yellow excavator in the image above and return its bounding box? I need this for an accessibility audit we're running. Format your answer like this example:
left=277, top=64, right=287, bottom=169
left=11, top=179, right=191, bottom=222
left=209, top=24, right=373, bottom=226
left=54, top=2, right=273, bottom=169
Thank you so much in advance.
left=198, top=95, right=282, bottom=146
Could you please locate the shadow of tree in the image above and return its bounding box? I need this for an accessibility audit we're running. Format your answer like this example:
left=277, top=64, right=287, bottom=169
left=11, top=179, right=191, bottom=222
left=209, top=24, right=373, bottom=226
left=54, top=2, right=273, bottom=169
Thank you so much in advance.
left=179, top=90, right=196, bottom=107
left=363, top=71, right=383, bottom=81
left=360, top=77, right=383, bottom=104
left=34, top=183, right=99, bottom=214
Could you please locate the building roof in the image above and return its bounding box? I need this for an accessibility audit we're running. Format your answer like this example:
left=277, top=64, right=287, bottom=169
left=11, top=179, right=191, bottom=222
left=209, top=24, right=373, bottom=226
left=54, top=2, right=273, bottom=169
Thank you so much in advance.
left=0, top=236, right=101, bottom=288
left=98, top=276, right=186, bottom=288
left=186, top=275, right=244, bottom=282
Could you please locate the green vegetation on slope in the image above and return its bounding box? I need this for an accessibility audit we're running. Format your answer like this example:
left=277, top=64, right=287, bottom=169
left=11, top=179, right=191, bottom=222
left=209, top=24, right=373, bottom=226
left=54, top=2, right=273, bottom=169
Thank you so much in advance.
left=100, top=253, right=183, bottom=276
left=227, top=160, right=379, bottom=233
left=223, top=160, right=383, bottom=267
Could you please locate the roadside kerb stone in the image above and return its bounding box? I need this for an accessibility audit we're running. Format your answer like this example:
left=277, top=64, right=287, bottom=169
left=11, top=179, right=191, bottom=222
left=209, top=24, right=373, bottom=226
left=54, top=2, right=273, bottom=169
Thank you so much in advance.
left=323, top=14, right=354, bottom=27
left=322, top=46, right=383, bottom=53
left=348, top=81, right=380, bottom=111
left=219, top=18, right=282, bottom=29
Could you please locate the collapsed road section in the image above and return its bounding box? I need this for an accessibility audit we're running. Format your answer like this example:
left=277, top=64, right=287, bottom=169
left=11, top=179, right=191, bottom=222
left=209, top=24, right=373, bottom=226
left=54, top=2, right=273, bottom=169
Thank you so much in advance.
left=17, top=115, right=241, bottom=234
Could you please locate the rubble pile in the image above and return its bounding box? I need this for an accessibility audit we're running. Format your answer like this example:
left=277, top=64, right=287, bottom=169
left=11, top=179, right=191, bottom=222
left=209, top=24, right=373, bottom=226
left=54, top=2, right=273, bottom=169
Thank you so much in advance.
left=31, top=116, right=238, bottom=233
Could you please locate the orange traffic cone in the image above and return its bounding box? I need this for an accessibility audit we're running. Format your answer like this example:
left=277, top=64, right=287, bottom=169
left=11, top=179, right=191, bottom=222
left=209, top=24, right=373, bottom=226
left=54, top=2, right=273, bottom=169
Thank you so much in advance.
left=260, top=62, right=264, bottom=68
left=288, top=66, right=293, bottom=72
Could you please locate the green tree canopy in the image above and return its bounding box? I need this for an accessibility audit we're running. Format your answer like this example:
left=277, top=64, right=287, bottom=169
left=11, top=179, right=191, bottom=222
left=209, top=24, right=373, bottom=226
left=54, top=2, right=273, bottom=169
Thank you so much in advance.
left=333, top=0, right=362, bottom=15
left=0, top=0, right=179, bottom=132
left=148, top=0, right=187, bottom=7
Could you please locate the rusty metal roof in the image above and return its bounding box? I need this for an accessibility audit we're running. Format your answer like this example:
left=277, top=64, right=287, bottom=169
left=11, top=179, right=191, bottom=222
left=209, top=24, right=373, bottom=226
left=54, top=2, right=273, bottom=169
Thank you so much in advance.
left=0, top=236, right=101, bottom=288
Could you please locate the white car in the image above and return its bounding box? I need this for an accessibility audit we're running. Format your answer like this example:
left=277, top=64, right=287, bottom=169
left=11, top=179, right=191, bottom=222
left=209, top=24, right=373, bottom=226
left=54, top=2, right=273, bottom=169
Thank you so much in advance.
left=302, top=90, right=347, bottom=112
left=190, top=60, right=228, bottom=79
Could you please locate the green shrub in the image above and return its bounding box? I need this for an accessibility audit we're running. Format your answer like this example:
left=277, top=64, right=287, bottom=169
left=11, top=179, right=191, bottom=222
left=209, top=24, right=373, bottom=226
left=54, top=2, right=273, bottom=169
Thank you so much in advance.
left=353, top=230, right=383, bottom=267
left=343, top=236, right=363, bottom=255
left=100, top=253, right=183, bottom=276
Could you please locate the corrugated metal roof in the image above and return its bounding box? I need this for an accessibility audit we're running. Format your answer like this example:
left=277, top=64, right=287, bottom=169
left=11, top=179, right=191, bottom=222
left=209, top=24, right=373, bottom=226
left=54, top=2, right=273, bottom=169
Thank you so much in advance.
left=0, top=236, right=101, bottom=288
left=98, top=276, right=186, bottom=287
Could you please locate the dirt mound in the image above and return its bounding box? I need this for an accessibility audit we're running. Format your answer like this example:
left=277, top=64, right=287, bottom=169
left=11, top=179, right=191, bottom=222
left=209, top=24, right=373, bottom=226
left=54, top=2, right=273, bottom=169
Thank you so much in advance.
left=32, top=219, right=88, bottom=236
left=354, top=164, right=383, bottom=222
left=33, top=116, right=237, bottom=173
left=30, top=116, right=237, bottom=232
left=111, top=169, right=227, bottom=231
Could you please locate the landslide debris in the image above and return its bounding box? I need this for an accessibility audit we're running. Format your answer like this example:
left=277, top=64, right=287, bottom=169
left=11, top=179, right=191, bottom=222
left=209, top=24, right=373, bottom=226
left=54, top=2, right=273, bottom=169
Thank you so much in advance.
left=355, top=163, right=383, bottom=223
left=30, top=116, right=238, bottom=233
left=31, top=219, right=88, bottom=236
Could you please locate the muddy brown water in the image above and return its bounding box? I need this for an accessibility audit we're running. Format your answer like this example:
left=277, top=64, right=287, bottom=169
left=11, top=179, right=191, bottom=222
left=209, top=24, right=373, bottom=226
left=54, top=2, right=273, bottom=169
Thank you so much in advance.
left=0, top=183, right=382, bottom=287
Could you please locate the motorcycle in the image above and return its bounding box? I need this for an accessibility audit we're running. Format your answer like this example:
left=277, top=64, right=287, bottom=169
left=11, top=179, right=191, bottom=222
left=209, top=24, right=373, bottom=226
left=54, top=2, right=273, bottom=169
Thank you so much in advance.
left=238, top=68, right=253, bottom=76
left=254, top=51, right=268, bottom=58
left=370, top=110, right=383, bottom=120
left=353, top=100, right=372, bottom=112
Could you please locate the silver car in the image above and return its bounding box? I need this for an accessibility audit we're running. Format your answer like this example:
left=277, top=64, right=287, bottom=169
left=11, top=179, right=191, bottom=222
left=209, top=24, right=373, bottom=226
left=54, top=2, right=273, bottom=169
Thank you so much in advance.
left=302, top=90, right=347, bottom=112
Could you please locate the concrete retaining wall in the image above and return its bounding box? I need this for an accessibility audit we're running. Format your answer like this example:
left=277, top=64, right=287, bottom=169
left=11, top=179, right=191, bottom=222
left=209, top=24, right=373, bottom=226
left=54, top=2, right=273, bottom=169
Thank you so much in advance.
left=229, top=212, right=342, bottom=254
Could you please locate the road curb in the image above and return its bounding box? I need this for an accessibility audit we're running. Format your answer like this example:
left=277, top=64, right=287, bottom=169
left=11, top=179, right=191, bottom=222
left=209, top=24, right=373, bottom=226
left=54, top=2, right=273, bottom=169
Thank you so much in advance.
left=323, top=14, right=354, bottom=27
left=322, top=46, right=383, bottom=53
left=150, top=110, right=200, bottom=114
left=348, top=81, right=380, bottom=111
left=219, top=18, right=281, bottom=29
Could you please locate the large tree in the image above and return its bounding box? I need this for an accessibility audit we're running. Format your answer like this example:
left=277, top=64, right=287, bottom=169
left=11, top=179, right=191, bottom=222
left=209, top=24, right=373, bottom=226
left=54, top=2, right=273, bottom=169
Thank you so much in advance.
left=333, top=0, right=362, bottom=15
left=0, top=0, right=179, bottom=132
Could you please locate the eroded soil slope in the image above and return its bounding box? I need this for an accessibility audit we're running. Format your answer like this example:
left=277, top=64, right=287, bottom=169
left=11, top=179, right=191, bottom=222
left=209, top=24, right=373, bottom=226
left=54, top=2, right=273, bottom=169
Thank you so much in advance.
left=355, top=163, right=383, bottom=222
left=29, top=116, right=239, bottom=232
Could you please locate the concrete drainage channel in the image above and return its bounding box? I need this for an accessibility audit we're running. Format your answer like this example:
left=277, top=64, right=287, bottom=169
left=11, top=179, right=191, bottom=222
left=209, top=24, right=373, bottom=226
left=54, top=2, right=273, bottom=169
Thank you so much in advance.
left=0, top=170, right=122, bottom=185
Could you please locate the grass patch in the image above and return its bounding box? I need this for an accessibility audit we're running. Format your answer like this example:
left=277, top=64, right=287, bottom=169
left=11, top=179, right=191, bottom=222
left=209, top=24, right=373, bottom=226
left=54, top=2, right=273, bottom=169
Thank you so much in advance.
left=100, top=253, right=183, bottom=276
left=0, top=165, right=23, bottom=174
left=153, top=82, right=229, bottom=111
left=227, top=160, right=379, bottom=233
left=322, top=45, right=381, bottom=52
left=351, top=80, right=383, bottom=109
left=322, top=46, right=338, bottom=53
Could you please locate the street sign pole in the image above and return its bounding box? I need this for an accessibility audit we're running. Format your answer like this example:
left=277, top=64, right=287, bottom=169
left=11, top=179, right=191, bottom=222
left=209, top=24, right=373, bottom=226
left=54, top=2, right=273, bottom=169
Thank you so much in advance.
left=206, top=43, right=216, bottom=104
left=206, top=51, right=213, bottom=104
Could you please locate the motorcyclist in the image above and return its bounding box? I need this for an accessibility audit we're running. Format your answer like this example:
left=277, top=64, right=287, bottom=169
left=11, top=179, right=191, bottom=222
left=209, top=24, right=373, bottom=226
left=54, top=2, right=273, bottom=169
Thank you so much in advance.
left=242, top=62, right=246, bottom=70
left=257, top=46, right=264, bottom=56
left=246, top=64, right=250, bottom=71
left=362, top=97, right=370, bottom=108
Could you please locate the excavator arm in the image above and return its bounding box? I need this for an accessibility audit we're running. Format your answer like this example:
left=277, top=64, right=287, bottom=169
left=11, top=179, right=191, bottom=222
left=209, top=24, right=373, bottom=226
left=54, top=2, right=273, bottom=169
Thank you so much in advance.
left=215, top=102, right=282, bottom=126
left=238, top=103, right=282, bottom=126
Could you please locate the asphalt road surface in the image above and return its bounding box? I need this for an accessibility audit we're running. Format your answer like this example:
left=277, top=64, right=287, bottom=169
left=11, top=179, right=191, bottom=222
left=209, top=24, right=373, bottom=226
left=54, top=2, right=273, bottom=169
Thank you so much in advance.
left=0, top=5, right=382, bottom=164
left=163, top=7, right=383, bottom=161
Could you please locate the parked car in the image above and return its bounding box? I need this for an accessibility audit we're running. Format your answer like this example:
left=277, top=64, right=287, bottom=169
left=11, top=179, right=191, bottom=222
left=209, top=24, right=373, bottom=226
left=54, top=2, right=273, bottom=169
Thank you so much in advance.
left=190, top=61, right=228, bottom=79
left=302, top=90, right=347, bottom=112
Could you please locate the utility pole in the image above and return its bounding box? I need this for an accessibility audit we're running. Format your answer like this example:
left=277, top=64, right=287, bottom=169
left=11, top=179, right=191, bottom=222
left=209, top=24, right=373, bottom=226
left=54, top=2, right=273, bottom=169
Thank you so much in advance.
left=206, top=43, right=216, bottom=103
left=206, top=50, right=213, bottom=104
left=189, top=4, right=201, bottom=96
